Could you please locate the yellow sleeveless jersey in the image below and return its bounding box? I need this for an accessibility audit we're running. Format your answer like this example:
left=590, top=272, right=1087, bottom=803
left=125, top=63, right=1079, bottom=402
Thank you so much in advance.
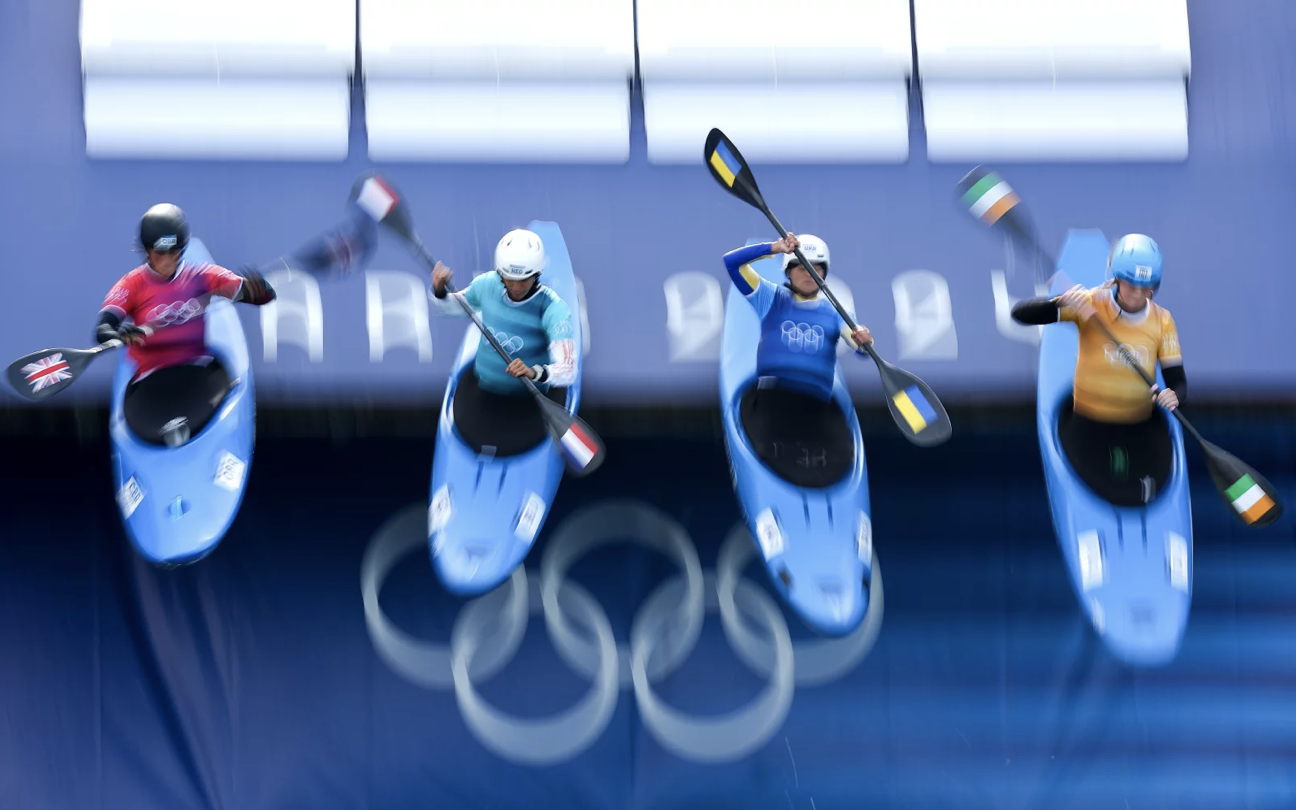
left=1061, top=285, right=1182, bottom=424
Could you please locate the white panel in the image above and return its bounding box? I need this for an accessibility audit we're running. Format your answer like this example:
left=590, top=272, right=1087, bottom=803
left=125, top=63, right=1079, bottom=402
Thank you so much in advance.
left=362, top=0, right=634, bottom=80
left=923, top=81, right=1188, bottom=163
left=261, top=268, right=325, bottom=363
left=644, top=82, right=909, bottom=164
left=663, top=272, right=724, bottom=363
left=80, top=0, right=355, bottom=77
left=365, top=81, right=630, bottom=163
left=84, top=77, right=350, bottom=160
left=637, top=0, right=912, bottom=81
left=914, top=0, right=1190, bottom=81
left=365, top=271, right=433, bottom=363
left=891, top=270, right=958, bottom=360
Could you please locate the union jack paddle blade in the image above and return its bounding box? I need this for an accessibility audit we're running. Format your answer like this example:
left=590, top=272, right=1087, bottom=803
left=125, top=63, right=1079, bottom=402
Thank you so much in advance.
left=6, top=344, right=114, bottom=401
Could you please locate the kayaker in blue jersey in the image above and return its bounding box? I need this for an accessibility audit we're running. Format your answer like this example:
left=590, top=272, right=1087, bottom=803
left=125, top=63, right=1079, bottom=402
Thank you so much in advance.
left=429, top=228, right=576, bottom=396
left=723, top=232, right=872, bottom=399
left=723, top=232, right=873, bottom=485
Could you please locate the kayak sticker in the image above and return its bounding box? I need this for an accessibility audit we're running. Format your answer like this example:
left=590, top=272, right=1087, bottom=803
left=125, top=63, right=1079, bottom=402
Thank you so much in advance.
left=1077, top=530, right=1105, bottom=592
left=856, top=512, right=873, bottom=565
left=213, top=452, right=247, bottom=493
left=117, top=476, right=144, bottom=519
left=755, top=509, right=784, bottom=560
left=429, top=486, right=453, bottom=553
left=1166, top=532, right=1189, bottom=592
left=515, top=492, right=546, bottom=543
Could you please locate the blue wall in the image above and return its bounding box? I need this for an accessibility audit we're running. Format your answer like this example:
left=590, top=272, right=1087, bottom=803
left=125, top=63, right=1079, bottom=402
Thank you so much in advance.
left=2, top=421, right=1294, bottom=810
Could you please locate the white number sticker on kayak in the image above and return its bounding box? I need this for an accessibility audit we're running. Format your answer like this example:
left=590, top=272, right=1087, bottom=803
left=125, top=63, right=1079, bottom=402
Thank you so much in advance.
left=1078, top=531, right=1104, bottom=592
left=117, top=476, right=144, bottom=519
left=213, top=452, right=247, bottom=493
left=755, top=509, right=784, bottom=560
left=429, top=486, right=453, bottom=538
left=515, top=493, right=546, bottom=543
left=1166, top=532, right=1189, bottom=592
left=856, top=512, right=873, bottom=564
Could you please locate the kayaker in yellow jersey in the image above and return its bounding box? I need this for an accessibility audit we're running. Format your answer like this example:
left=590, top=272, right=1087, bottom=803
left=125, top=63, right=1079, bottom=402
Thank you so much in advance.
left=1011, top=234, right=1187, bottom=506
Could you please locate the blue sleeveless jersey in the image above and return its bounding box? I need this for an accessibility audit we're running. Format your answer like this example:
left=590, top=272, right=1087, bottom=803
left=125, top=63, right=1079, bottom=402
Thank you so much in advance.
left=459, top=273, right=573, bottom=396
left=755, top=285, right=848, bottom=399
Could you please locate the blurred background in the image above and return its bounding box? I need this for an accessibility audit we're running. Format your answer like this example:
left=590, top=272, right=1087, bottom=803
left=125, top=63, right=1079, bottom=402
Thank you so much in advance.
left=2, top=0, right=1295, bottom=808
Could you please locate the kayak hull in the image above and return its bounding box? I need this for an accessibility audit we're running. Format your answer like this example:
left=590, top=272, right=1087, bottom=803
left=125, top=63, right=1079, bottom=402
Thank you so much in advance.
left=428, top=220, right=583, bottom=597
left=109, top=238, right=255, bottom=566
left=719, top=243, right=873, bottom=637
left=1039, top=229, right=1193, bottom=667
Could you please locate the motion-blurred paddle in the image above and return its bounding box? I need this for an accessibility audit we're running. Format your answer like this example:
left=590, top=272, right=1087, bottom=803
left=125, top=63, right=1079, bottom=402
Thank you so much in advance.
left=703, top=128, right=952, bottom=447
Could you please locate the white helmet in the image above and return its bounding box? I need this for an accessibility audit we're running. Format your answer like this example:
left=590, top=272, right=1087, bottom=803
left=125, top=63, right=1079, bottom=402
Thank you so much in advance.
left=782, top=233, right=830, bottom=273
left=494, top=229, right=546, bottom=280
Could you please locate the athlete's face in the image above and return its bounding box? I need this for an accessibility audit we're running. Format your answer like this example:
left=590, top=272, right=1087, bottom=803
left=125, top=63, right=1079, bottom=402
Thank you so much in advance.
left=502, top=276, right=536, bottom=301
left=1115, top=281, right=1155, bottom=312
left=146, top=248, right=181, bottom=278
left=787, top=262, right=827, bottom=297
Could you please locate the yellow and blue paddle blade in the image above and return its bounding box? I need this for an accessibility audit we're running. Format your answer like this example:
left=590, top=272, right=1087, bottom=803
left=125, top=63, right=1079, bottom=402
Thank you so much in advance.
left=874, top=357, right=952, bottom=447
left=704, top=128, right=766, bottom=211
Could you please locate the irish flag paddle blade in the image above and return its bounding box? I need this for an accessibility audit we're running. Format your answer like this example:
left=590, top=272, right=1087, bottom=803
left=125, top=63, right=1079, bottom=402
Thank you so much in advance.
left=1202, top=439, right=1283, bottom=527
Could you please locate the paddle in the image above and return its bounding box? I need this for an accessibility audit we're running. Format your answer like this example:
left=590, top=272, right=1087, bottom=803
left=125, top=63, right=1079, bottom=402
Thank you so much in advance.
left=703, top=128, right=952, bottom=448
left=347, top=173, right=606, bottom=477
left=5, top=326, right=155, bottom=401
left=956, top=166, right=1283, bottom=528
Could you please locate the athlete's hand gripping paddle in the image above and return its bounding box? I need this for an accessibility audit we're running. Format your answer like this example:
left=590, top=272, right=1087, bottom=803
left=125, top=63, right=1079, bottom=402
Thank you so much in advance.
left=957, top=166, right=1283, bottom=528
left=703, top=128, right=952, bottom=448
left=348, top=173, right=606, bottom=477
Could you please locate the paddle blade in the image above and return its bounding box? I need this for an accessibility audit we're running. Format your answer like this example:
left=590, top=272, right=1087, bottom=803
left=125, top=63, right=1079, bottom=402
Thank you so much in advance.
left=535, top=395, right=605, bottom=477
left=703, top=128, right=767, bottom=212
left=6, top=344, right=111, bottom=401
left=956, top=165, right=1032, bottom=239
left=286, top=213, right=379, bottom=280
left=349, top=172, right=421, bottom=245
left=870, top=351, right=952, bottom=447
left=1202, top=440, right=1284, bottom=528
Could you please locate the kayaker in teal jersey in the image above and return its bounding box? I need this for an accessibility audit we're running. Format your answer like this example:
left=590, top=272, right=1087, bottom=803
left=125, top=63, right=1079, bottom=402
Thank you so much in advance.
left=722, top=232, right=873, bottom=400
left=429, top=228, right=576, bottom=396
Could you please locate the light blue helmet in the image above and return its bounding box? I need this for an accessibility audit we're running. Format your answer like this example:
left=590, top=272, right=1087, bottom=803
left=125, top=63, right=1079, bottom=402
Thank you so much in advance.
left=1108, top=234, right=1163, bottom=290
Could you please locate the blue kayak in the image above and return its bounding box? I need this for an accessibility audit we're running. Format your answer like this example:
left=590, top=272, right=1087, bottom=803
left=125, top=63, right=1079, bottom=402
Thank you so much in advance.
left=1039, top=229, right=1192, bottom=667
left=719, top=242, right=873, bottom=637
left=109, top=238, right=256, bottom=566
left=428, top=220, right=584, bottom=597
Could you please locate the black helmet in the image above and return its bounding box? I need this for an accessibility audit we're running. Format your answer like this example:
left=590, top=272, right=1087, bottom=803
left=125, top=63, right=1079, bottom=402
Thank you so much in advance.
left=139, top=203, right=189, bottom=253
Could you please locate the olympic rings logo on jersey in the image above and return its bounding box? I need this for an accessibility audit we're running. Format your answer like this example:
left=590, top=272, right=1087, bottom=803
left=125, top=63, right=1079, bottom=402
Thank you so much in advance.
left=486, top=327, right=524, bottom=355
left=1103, top=341, right=1150, bottom=369
left=780, top=321, right=826, bottom=354
left=360, top=499, right=884, bottom=767
left=146, top=298, right=204, bottom=326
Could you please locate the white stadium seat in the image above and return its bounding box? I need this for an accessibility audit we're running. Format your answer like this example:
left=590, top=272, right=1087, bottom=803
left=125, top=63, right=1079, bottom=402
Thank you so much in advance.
left=915, top=0, right=1191, bottom=162
left=79, top=0, right=355, bottom=160
left=361, top=0, right=635, bottom=163
left=637, top=0, right=913, bottom=164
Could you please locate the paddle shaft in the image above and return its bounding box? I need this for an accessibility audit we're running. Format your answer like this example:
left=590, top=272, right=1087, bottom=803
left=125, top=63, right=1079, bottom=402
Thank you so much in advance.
left=411, top=238, right=549, bottom=401
left=752, top=199, right=887, bottom=367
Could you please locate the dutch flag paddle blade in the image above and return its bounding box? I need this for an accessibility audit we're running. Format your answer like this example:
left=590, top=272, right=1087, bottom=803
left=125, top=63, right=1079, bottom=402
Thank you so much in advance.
left=558, top=421, right=600, bottom=473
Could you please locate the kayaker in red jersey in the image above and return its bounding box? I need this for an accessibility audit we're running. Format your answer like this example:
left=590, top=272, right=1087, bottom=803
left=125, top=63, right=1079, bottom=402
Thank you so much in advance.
left=95, top=204, right=277, bottom=446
